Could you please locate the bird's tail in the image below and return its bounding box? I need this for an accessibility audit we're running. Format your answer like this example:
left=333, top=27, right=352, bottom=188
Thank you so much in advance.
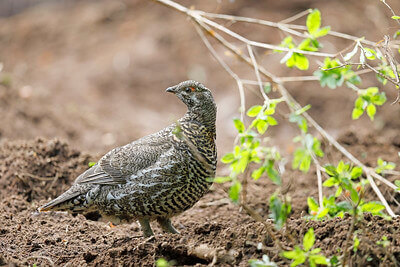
left=38, top=191, right=83, bottom=212
left=38, top=185, right=96, bottom=213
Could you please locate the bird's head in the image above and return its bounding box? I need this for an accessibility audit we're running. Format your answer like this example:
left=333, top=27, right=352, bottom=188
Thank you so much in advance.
left=166, top=80, right=216, bottom=113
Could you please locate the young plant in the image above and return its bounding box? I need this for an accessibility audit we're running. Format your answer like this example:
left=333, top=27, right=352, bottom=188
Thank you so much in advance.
left=375, top=158, right=396, bottom=174
left=281, top=228, right=329, bottom=267
left=218, top=100, right=284, bottom=203
left=307, top=161, right=386, bottom=219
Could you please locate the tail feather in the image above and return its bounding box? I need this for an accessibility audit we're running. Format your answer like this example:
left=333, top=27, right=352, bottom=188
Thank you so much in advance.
left=38, top=191, right=82, bottom=212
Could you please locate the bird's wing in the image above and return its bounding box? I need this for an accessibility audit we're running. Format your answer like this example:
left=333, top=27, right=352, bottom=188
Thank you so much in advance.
left=75, top=130, right=172, bottom=185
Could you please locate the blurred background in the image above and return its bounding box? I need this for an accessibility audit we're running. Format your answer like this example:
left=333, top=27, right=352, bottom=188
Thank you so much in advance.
left=0, top=0, right=399, bottom=157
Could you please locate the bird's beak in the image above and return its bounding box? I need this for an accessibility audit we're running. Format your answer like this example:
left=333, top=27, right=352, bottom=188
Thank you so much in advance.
left=166, top=86, right=177, bottom=94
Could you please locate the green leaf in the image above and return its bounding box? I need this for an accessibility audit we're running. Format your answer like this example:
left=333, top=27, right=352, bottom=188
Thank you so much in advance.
left=310, top=248, right=321, bottom=254
left=353, top=235, right=360, bottom=252
left=233, top=118, right=245, bottom=133
left=156, top=258, right=170, bottom=267
left=337, top=161, right=346, bottom=173
left=352, top=108, right=364, bottom=120
left=264, top=83, right=272, bottom=94
left=307, top=9, right=321, bottom=35
left=88, top=161, right=97, bottom=167
left=221, top=153, right=235, bottom=163
left=229, top=181, right=242, bottom=203
left=300, top=154, right=311, bottom=173
left=282, top=250, right=298, bottom=260
left=303, top=228, right=315, bottom=252
left=324, top=165, right=337, bottom=176
left=366, top=87, right=379, bottom=95
left=323, top=177, right=337, bottom=187
left=392, top=16, right=400, bottom=19
left=256, top=119, right=269, bottom=134
left=372, top=93, right=386, bottom=105
left=266, top=161, right=282, bottom=185
left=252, top=166, right=265, bottom=180
left=366, top=104, right=376, bottom=120
left=350, top=167, right=363, bottom=179
left=310, top=255, right=328, bottom=265
left=317, top=207, right=329, bottom=218
left=266, top=116, right=278, bottom=126
left=395, top=180, right=400, bottom=190
left=355, top=97, right=364, bottom=109
left=291, top=254, right=307, bottom=267
left=294, top=54, right=309, bottom=70
left=350, top=188, right=360, bottom=204
left=282, top=247, right=306, bottom=266
left=364, top=48, right=376, bottom=60
left=335, top=186, right=343, bottom=197
left=307, top=197, right=319, bottom=212
left=236, top=150, right=250, bottom=173
left=313, top=26, right=331, bottom=38
left=269, top=194, right=290, bottom=229
left=361, top=202, right=385, bottom=214
left=212, top=176, right=232, bottom=183
left=247, top=105, right=263, bottom=117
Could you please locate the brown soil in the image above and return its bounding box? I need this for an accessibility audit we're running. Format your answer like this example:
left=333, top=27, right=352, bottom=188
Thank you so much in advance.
left=0, top=0, right=400, bottom=266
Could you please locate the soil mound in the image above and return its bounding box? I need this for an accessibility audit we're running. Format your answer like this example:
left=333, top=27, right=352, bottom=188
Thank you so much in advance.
left=0, top=138, right=92, bottom=201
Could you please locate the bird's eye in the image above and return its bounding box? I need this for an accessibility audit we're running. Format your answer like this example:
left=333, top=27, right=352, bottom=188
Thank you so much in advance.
left=185, top=87, right=195, bottom=93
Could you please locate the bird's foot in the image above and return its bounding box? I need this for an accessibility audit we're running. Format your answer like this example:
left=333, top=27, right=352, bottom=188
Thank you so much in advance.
left=138, top=218, right=154, bottom=237
left=157, top=217, right=180, bottom=234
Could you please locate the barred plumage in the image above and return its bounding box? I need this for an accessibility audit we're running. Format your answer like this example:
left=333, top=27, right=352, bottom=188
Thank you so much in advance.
left=39, top=80, right=217, bottom=237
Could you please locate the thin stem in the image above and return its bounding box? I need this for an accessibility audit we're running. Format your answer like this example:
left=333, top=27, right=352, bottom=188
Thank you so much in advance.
left=342, top=194, right=362, bottom=266
left=199, top=11, right=399, bottom=49
left=195, top=13, right=335, bottom=57
left=279, top=9, right=312, bottom=24
left=247, top=44, right=270, bottom=103
left=380, top=0, right=400, bottom=26
left=322, top=62, right=400, bottom=90
left=317, top=166, right=324, bottom=209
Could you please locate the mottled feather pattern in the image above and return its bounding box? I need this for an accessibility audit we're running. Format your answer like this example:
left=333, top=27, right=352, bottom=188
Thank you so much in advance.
left=39, top=80, right=217, bottom=236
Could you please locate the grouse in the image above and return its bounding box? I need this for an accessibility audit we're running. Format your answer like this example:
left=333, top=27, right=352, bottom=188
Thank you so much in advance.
left=38, top=80, right=217, bottom=237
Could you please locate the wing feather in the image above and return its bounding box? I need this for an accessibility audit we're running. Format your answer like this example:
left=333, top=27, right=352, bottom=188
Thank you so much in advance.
left=74, top=129, right=172, bottom=185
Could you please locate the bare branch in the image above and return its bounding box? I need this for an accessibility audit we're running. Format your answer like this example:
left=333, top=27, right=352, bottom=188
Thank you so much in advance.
left=279, top=9, right=312, bottom=24
left=247, top=44, right=269, bottom=102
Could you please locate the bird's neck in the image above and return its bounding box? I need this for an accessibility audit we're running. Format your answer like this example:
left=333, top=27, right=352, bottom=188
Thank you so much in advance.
left=182, top=103, right=217, bottom=134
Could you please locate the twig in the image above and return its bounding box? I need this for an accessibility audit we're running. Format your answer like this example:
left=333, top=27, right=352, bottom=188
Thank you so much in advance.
left=323, top=62, right=400, bottom=96
left=191, top=10, right=336, bottom=57
left=198, top=11, right=400, bottom=49
left=380, top=0, right=400, bottom=26
left=279, top=9, right=312, bottom=24
left=382, top=35, right=400, bottom=104
left=247, top=44, right=270, bottom=103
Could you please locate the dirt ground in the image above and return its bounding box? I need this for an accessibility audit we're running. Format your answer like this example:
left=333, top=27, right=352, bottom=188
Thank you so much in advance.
left=0, top=0, right=400, bottom=266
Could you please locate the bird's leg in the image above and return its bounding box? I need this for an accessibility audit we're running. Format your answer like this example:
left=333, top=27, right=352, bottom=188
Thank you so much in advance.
left=138, top=218, right=154, bottom=237
left=157, top=217, right=180, bottom=234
